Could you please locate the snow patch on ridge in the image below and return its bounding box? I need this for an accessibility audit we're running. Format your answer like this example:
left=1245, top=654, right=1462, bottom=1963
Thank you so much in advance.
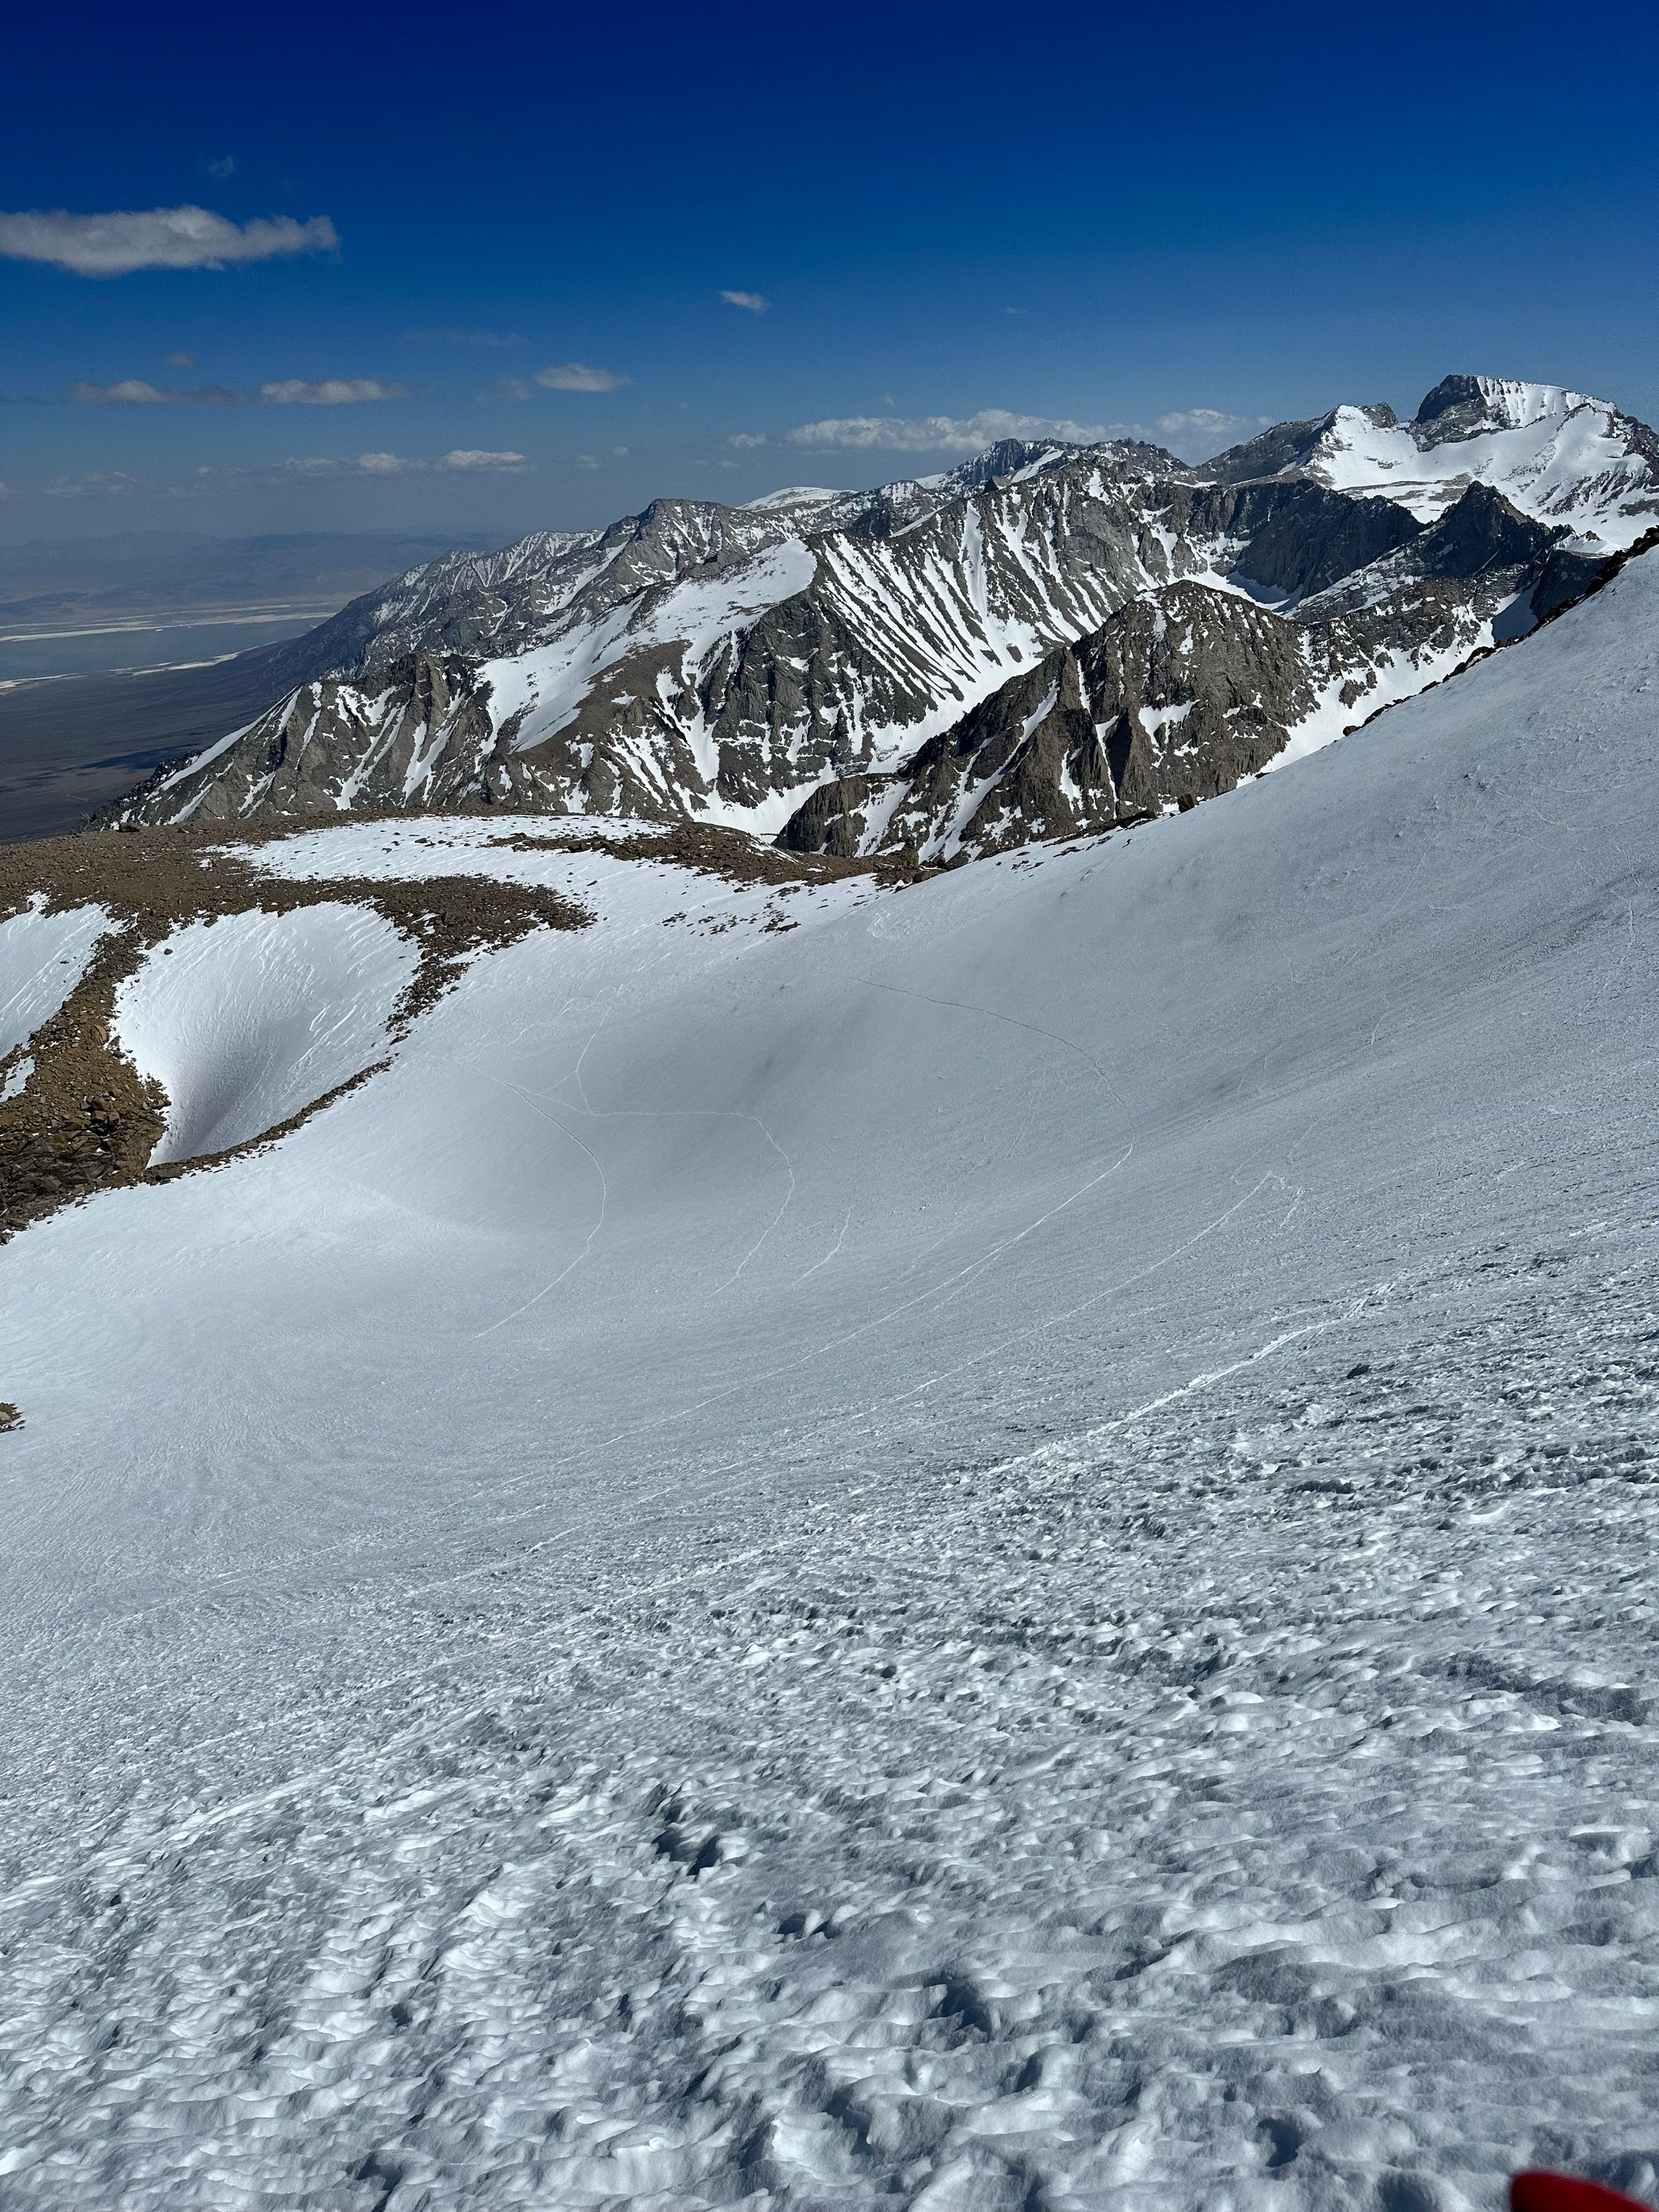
left=0, top=898, right=109, bottom=1062
left=493, top=538, right=820, bottom=755
left=1307, top=390, right=1654, bottom=544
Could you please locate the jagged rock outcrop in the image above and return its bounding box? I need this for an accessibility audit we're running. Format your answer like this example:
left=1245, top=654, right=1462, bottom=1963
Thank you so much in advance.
left=782, top=586, right=1321, bottom=861
left=781, top=479, right=1603, bottom=863
left=117, top=376, right=1659, bottom=853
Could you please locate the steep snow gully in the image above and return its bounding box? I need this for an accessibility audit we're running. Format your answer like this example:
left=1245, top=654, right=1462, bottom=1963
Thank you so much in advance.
left=1, top=554, right=1658, bottom=2208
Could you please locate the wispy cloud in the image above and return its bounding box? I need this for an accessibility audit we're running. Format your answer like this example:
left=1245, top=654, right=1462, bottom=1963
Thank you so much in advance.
left=783, top=407, right=1126, bottom=454
left=71, top=378, right=241, bottom=405
left=0, top=206, right=338, bottom=277
left=165, top=350, right=196, bottom=368
left=404, top=327, right=524, bottom=348
left=486, top=362, right=629, bottom=401
left=191, top=450, right=532, bottom=483
left=534, top=362, right=628, bottom=392
left=206, top=156, right=236, bottom=181
left=260, top=378, right=408, bottom=405
left=268, top=454, right=426, bottom=479
left=46, top=469, right=141, bottom=498
left=720, top=289, right=768, bottom=314
left=1155, top=406, right=1272, bottom=456
left=66, top=374, right=406, bottom=407
left=726, top=431, right=768, bottom=449
left=439, top=449, right=528, bottom=472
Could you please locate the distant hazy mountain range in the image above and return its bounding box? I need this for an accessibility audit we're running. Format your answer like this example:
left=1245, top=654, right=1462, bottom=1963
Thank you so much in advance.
left=0, top=533, right=501, bottom=839
left=0, top=532, right=499, bottom=658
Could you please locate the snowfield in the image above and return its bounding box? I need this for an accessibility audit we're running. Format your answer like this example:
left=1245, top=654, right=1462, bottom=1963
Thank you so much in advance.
left=0, top=897, right=109, bottom=1063
left=113, top=902, right=417, bottom=1164
left=1305, top=384, right=1657, bottom=545
left=2, top=553, right=1659, bottom=2208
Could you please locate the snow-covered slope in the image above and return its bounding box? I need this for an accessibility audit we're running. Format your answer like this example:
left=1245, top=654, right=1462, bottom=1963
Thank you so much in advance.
left=0, top=898, right=109, bottom=1062
left=0, top=899, right=109, bottom=1102
left=115, top=380, right=1659, bottom=855
left=112, top=904, right=416, bottom=1163
left=3, top=552, right=1659, bottom=2205
left=1209, top=374, right=1659, bottom=545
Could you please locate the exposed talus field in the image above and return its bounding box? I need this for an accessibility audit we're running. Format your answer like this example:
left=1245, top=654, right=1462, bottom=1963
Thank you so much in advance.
left=0, top=552, right=1657, bottom=2208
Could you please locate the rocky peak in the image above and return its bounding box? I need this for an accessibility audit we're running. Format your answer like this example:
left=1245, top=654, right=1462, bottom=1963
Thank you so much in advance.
left=1412, top=374, right=1590, bottom=445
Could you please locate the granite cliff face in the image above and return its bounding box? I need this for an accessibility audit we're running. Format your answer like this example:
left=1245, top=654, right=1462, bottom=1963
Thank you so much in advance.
left=119, top=377, right=1659, bottom=855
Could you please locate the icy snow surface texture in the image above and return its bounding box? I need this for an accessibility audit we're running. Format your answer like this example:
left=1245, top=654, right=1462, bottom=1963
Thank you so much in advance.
left=2, top=555, right=1659, bottom=2205
left=0, top=897, right=107, bottom=1062
left=111, top=902, right=416, bottom=1164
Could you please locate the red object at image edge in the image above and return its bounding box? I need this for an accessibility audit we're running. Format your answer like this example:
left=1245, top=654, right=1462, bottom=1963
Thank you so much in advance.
left=1512, top=2174, right=1652, bottom=2212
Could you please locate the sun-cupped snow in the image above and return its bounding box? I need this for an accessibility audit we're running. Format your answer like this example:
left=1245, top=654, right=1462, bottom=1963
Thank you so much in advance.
left=0, top=897, right=109, bottom=1062
left=111, top=902, right=417, bottom=1164
left=3, top=552, right=1659, bottom=2207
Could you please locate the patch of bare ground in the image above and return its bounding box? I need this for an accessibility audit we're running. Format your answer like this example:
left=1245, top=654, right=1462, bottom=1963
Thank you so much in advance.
left=0, top=1402, right=21, bottom=1432
left=0, top=819, right=589, bottom=1242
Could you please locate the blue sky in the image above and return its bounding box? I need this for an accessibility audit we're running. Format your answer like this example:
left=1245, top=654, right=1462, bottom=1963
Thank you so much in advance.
left=3, top=0, right=1657, bottom=544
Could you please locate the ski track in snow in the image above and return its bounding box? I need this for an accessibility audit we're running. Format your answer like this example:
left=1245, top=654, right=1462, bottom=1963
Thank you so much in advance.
left=2, top=557, right=1659, bottom=2207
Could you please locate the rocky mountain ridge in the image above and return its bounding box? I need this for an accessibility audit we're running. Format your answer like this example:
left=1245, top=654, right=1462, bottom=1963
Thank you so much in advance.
left=119, top=375, right=1659, bottom=858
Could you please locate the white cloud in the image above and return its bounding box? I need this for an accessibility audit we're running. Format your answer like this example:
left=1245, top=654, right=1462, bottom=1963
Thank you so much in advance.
left=207, top=156, right=236, bottom=180
left=1155, top=407, right=1272, bottom=455
left=272, top=455, right=415, bottom=478
left=0, top=206, right=338, bottom=277
left=785, top=406, right=1125, bottom=454
left=727, top=430, right=768, bottom=449
left=69, top=376, right=410, bottom=407
left=46, top=469, right=140, bottom=498
left=534, top=362, right=628, bottom=392
left=215, top=446, right=528, bottom=479
left=0, top=480, right=11, bottom=500
left=612, top=445, right=629, bottom=457
left=260, top=378, right=408, bottom=405
left=404, top=327, right=524, bottom=348
left=255, top=455, right=420, bottom=479
left=165, top=350, right=195, bottom=368
left=71, top=378, right=167, bottom=405
left=720, top=289, right=768, bottom=314
left=70, top=378, right=241, bottom=405
left=439, top=449, right=528, bottom=472
left=576, top=454, right=601, bottom=469
left=187, top=450, right=528, bottom=484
